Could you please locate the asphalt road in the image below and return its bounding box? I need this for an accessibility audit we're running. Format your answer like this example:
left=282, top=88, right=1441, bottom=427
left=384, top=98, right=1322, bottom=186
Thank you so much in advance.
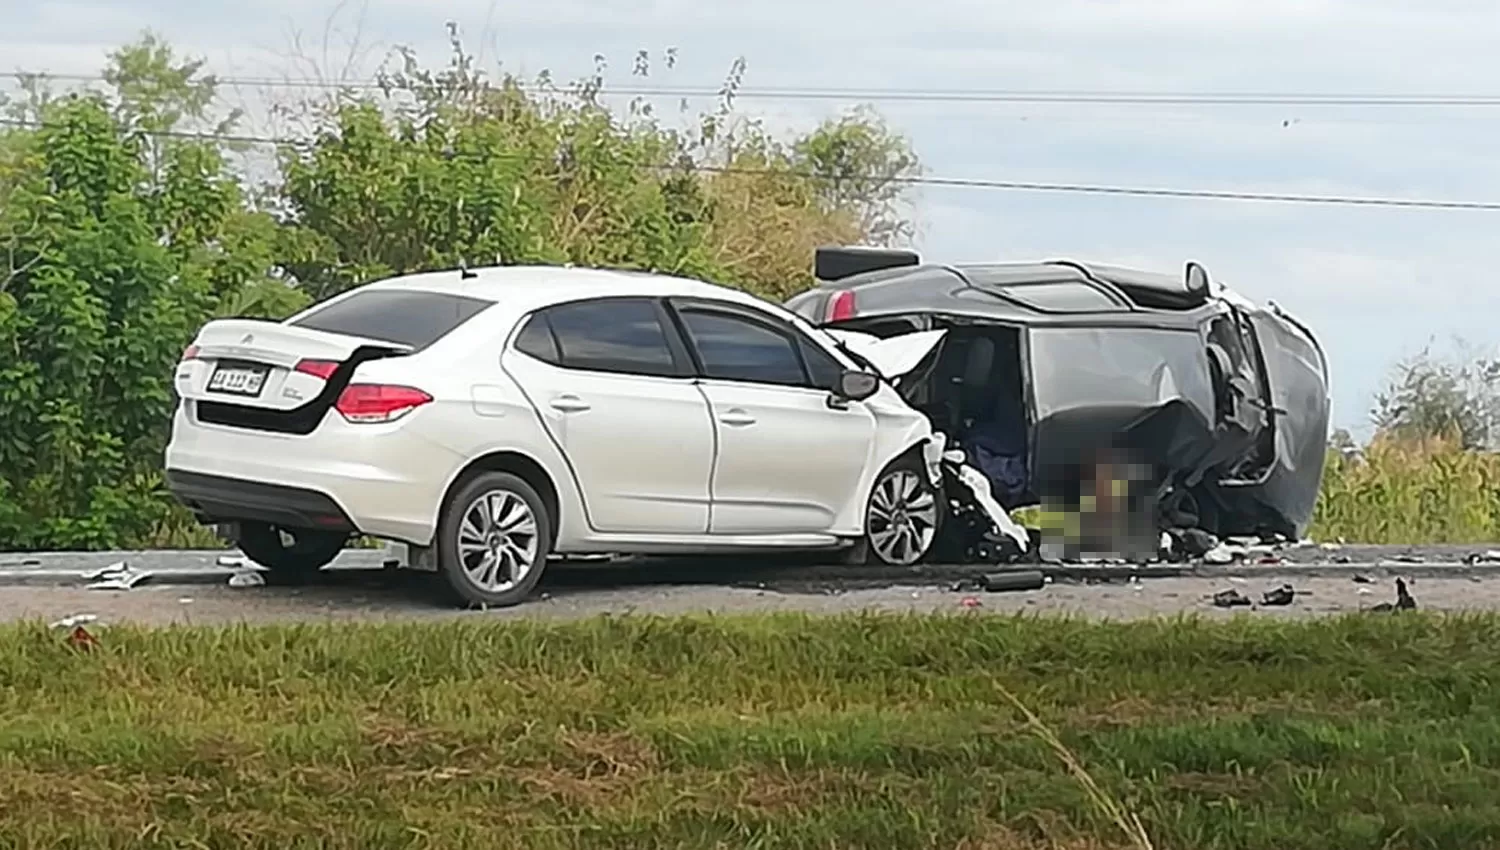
left=1, top=543, right=1498, bottom=625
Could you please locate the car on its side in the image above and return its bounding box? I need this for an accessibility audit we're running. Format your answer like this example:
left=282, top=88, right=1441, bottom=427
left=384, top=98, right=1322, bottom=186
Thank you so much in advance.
left=785, top=247, right=1331, bottom=547
left=165, top=266, right=953, bottom=608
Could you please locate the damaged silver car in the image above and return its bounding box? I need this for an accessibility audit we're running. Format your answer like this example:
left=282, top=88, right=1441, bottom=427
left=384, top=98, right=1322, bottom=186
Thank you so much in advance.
left=789, top=247, right=1331, bottom=561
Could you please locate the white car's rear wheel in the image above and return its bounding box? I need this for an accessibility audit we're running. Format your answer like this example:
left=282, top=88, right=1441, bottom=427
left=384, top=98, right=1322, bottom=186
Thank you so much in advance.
left=234, top=522, right=347, bottom=583
left=436, top=471, right=552, bottom=608
left=843, top=457, right=941, bottom=566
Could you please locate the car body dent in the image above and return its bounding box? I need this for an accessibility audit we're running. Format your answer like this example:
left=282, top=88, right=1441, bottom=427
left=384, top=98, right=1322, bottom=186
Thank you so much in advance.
left=839, top=379, right=940, bottom=532
left=824, top=328, right=948, bottom=380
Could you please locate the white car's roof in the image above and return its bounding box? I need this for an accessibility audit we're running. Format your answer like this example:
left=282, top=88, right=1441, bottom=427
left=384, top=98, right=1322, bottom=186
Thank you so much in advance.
left=364, top=265, right=768, bottom=313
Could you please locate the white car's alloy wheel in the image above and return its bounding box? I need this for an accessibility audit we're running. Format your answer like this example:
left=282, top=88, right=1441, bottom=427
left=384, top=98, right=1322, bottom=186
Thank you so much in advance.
left=456, top=488, right=541, bottom=593
left=866, top=467, right=939, bottom=565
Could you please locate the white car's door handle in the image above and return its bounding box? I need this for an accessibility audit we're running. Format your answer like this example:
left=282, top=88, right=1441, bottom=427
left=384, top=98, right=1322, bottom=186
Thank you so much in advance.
left=549, top=395, right=591, bottom=413
left=718, top=409, right=756, bottom=426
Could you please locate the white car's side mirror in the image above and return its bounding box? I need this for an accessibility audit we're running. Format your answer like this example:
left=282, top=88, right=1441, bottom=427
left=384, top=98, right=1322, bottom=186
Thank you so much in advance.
left=833, top=370, right=880, bottom=404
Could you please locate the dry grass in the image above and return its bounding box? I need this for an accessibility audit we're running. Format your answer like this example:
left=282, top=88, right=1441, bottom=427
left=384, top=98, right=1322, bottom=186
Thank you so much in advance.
left=3, top=612, right=1500, bottom=848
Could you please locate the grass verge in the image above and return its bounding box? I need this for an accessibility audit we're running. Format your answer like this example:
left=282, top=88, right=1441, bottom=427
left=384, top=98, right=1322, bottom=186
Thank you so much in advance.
left=3, top=612, right=1500, bottom=849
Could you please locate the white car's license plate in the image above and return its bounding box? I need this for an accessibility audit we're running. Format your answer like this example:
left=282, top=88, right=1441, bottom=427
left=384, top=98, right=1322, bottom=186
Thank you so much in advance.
left=207, top=363, right=269, bottom=397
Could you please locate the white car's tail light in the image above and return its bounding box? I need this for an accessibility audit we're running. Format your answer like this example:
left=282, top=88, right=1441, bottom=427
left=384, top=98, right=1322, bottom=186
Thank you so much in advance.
left=334, top=384, right=433, bottom=423
left=180, top=344, right=201, bottom=361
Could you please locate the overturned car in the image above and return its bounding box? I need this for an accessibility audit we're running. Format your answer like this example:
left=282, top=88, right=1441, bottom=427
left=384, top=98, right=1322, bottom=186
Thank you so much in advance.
left=789, top=247, right=1331, bottom=560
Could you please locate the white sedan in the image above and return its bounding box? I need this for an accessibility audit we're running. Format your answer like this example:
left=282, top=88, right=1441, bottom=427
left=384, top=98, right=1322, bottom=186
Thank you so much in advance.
left=165, top=265, right=970, bottom=607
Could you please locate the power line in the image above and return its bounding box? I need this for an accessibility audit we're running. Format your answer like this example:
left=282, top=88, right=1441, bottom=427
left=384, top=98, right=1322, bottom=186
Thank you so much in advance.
left=4, top=117, right=1499, bottom=211
left=11, top=70, right=1500, bottom=108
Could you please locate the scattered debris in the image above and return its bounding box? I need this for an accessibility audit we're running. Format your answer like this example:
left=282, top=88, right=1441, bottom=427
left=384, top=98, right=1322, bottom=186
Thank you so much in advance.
left=1391, top=553, right=1424, bottom=564
left=1203, top=543, right=1244, bottom=565
left=1169, top=527, right=1218, bottom=559
left=1261, top=584, right=1296, bottom=606
left=85, top=562, right=152, bottom=591
left=1212, top=588, right=1253, bottom=608
left=216, top=554, right=249, bottom=567
left=958, top=595, right=982, bottom=609
left=1370, top=577, right=1418, bottom=612
left=48, top=613, right=98, bottom=630
left=1320, top=542, right=1343, bottom=552
left=1352, top=574, right=1374, bottom=584
left=1464, top=550, right=1500, bottom=565
left=82, top=561, right=129, bottom=582
left=981, top=570, right=1046, bottom=593
left=227, top=569, right=266, bottom=588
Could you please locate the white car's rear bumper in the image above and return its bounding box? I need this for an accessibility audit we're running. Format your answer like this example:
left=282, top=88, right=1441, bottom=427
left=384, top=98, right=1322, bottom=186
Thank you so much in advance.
left=163, top=404, right=457, bottom=544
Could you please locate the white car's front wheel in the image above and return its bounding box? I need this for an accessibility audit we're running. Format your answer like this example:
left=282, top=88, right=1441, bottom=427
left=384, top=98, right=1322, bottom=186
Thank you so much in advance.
left=843, top=457, right=941, bottom=566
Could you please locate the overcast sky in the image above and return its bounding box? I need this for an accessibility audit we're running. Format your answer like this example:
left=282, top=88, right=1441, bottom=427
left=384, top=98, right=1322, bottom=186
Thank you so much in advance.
left=9, top=0, right=1500, bottom=438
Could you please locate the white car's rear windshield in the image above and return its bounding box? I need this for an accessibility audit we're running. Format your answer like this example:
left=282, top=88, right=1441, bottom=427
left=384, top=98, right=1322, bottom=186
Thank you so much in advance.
left=289, top=290, right=495, bottom=350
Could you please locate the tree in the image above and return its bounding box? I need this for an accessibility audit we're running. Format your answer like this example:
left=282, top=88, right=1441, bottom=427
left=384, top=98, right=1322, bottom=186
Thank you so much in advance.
left=1371, top=342, right=1500, bottom=450
left=274, top=24, right=920, bottom=303
left=792, top=106, right=921, bottom=246
left=0, top=38, right=285, bottom=549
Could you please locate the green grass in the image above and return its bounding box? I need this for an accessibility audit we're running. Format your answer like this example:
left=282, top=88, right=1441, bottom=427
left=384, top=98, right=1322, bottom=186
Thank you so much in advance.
left=4, top=613, right=1500, bottom=849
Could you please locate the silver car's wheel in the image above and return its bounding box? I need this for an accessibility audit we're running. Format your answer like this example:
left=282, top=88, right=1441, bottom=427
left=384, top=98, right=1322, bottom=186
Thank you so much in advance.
left=866, top=466, right=939, bottom=566
left=456, top=488, right=541, bottom=593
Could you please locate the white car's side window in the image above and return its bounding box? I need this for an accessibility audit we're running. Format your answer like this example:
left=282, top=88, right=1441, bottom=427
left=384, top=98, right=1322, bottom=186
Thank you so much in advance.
left=512, top=298, right=689, bottom=379
left=677, top=308, right=807, bottom=387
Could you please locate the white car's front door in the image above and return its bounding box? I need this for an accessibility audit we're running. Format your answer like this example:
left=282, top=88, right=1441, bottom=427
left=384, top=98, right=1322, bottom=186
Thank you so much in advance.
left=503, top=297, right=714, bottom=535
left=670, top=300, right=877, bottom=534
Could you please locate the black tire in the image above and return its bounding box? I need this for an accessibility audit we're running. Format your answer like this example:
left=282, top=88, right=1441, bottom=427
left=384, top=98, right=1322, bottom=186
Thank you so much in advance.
left=844, top=455, right=942, bottom=566
left=235, top=522, right=348, bottom=584
left=435, top=471, right=553, bottom=608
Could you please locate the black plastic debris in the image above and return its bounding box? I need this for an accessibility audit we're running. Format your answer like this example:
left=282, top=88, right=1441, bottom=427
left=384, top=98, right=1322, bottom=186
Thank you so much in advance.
left=981, top=570, right=1046, bottom=593
left=1352, top=574, right=1374, bottom=584
left=1371, top=577, right=1418, bottom=613
left=1261, top=584, right=1296, bottom=607
left=1212, top=588, right=1253, bottom=608
left=1169, top=527, right=1218, bottom=559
